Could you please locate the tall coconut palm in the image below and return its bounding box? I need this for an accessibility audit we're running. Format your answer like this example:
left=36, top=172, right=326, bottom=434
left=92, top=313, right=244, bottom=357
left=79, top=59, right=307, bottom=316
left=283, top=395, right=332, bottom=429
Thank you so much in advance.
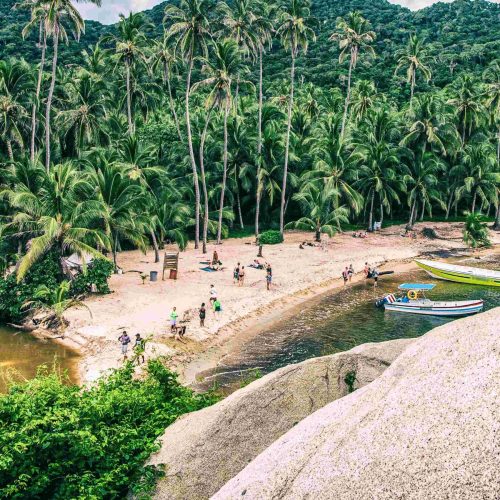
left=395, top=34, right=432, bottom=107
left=104, top=12, right=149, bottom=136
left=0, top=95, right=28, bottom=161
left=330, top=11, right=376, bottom=138
left=17, top=0, right=49, bottom=162
left=192, top=38, right=247, bottom=244
left=164, top=0, right=212, bottom=250
left=151, top=36, right=182, bottom=141
left=350, top=79, right=377, bottom=122
left=453, top=143, right=499, bottom=213
left=447, top=74, right=485, bottom=144
left=42, top=0, right=102, bottom=172
left=276, top=0, right=316, bottom=236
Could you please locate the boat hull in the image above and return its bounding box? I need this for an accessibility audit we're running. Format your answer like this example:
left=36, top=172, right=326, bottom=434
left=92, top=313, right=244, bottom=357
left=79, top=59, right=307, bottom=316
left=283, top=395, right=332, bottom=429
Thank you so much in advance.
left=415, top=260, right=500, bottom=287
left=384, top=300, right=484, bottom=317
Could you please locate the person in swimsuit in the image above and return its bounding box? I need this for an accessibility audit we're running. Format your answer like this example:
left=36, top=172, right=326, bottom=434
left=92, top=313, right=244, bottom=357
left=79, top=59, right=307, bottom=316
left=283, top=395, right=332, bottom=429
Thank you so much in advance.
left=266, top=270, right=272, bottom=290
left=348, top=264, right=354, bottom=282
left=372, top=268, right=379, bottom=287
left=342, top=267, right=349, bottom=285
left=364, top=262, right=369, bottom=278
left=199, top=303, right=206, bottom=327
left=134, top=333, right=145, bottom=364
left=233, top=263, right=240, bottom=284
left=209, top=284, right=217, bottom=305
left=238, top=266, right=245, bottom=286
left=170, top=307, right=178, bottom=333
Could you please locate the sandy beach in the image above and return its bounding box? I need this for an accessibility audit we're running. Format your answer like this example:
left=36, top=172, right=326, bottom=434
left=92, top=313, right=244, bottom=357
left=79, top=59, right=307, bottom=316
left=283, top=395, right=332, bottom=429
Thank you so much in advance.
left=60, top=222, right=500, bottom=384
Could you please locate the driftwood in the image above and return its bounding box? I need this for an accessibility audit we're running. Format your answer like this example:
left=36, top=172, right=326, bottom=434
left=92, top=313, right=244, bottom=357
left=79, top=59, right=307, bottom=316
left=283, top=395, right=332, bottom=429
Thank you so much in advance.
left=8, top=322, right=36, bottom=332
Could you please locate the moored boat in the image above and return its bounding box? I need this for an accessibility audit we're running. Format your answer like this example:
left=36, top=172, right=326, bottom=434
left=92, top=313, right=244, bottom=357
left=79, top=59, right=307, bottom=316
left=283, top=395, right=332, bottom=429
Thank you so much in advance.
left=376, top=283, right=484, bottom=317
left=415, top=259, right=500, bottom=287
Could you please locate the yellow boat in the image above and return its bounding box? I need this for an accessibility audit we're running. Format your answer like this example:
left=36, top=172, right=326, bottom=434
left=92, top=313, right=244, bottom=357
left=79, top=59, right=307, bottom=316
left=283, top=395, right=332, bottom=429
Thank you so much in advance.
left=415, top=259, right=500, bottom=287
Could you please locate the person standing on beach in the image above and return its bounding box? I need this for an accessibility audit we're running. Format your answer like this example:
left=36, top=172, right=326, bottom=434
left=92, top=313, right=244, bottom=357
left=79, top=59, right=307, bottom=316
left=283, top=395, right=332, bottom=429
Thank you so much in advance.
left=213, top=298, right=222, bottom=316
left=266, top=269, right=272, bottom=290
left=372, top=268, right=379, bottom=287
left=233, top=263, right=240, bottom=284
left=238, top=266, right=245, bottom=286
left=209, top=284, right=217, bottom=305
left=118, top=331, right=131, bottom=360
left=348, top=264, right=354, bottom=282
left=134, top=333, right=145, bottom=365
left=342, top=267, right=349, bottom=285
left=364, top=262, right=370, bottom=278
left=170, top=307, right=178, bottom=333
left=199, top=303, right=206, bottom=327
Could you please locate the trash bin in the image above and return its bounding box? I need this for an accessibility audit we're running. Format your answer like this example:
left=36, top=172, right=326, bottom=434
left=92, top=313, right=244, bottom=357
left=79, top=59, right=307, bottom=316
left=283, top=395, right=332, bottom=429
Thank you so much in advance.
left=150, top=271, right=158, bottom=282
left=169, top=269, right=177, bottom=280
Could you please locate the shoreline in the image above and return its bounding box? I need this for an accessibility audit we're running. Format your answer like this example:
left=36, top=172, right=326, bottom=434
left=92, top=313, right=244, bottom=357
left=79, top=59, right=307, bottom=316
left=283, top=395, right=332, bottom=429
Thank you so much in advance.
left=34, top=223, right=500, bottom=387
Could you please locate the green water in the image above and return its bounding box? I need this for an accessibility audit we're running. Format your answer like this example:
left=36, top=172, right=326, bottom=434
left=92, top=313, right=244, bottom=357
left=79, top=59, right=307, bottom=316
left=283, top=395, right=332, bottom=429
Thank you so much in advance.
left=197, top=259, right=500, bottom=391
left=0, top=326, right=80, bottom=393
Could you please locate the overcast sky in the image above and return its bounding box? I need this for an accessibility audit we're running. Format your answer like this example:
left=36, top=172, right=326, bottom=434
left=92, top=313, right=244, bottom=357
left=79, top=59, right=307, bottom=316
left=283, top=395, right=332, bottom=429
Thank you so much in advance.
left=78, top=0, right=499, bottom=25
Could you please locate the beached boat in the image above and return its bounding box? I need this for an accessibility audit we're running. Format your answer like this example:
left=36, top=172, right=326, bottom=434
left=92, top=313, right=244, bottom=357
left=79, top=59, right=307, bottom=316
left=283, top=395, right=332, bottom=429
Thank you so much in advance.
left=375, top=283, right=484, bottom=317
left=415, top=259, right=500, bottom=287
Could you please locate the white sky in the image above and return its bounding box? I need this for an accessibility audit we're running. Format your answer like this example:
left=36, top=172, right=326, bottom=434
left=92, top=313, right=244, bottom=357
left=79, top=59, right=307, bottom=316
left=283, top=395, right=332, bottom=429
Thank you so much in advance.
left=78, top=0, right=500, bottom=25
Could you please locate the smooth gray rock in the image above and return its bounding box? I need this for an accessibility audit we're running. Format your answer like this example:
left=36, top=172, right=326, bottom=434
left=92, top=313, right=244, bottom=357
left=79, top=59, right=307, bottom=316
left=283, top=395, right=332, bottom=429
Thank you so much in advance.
left=151, top=338, right=413, bottom=499
left=214, top=307, right=500, bottom=500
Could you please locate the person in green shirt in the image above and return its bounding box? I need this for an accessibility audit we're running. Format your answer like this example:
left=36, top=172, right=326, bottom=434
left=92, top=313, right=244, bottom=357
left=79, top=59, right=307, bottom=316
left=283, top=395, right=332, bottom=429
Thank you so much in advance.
left=213, top=299, right=222, bottom=315
left=170, top=307, right=178, bottom=333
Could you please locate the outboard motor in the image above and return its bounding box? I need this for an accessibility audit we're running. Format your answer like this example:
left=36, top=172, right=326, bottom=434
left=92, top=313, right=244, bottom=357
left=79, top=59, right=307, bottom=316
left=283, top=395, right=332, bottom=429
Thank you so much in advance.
left=375, top=293, right=396, bottom=308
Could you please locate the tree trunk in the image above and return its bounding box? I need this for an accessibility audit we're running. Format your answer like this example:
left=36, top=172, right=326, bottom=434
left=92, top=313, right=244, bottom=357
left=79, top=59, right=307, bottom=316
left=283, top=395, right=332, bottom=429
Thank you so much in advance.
left=31, top=24, right=47, bottom=162
left=280, top=53, right=296, bottom=236
left=113, top=232, right=119, bottom=270
left=45, top=26, right=59, bottom=172
left=217, top=99, right=230, bottom=244
left=409, top=69, right=415, bottom=109
left=471, top=190, right=477, bottom=213
left=236, top=178, right=244, bottom=229
left=315, top=226, right=321, bottom=242
left=150, top=228, right=160, bottom=263
left=255, top=46, right=264, bottom=239
left=126, top=61, right=134, bottom=135
left=445, top=190, right=454, bottom=220
left=420, top=198, right=426, bottom=221
left=6, top=140, right=14, bottom=162
left=493, top=203, right=500, bottom=230
left=186, top=45, right=200, bottom=249
left=408, top=198, right=416, bottom=228
left=164, top=62, right=182, bottom=141
left=340, top=49, right=355, bottom=138
left=368, top=190, right=374, bottom=231
left=199, top=105, right=215, bottom=254
left=379, top=200, right=384, bottom=226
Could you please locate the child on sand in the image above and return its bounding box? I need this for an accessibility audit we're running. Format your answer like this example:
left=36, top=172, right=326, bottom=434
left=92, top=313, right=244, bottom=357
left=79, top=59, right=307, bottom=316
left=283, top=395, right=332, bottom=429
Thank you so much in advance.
left=364, top=262, right=369, bottom=278
left=209, top=284, right=217, bottom=305
left=199, top=303, right=206, bottom=327
left=233, top=263, right=240, bottom=284
left=213, top=298, right=222, bottom=315
left=266, top=270, right=272, bottom=290
left=238, top=266, right=245, bottom=286
left=170, top=307, right=178, bottom=333
left=118, top=331, right=131, bottom=360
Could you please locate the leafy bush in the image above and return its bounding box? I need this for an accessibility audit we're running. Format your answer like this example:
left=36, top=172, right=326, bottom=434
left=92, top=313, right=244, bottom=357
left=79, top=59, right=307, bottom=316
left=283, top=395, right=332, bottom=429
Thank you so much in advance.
left=0, top=360, right=219, bottom=499
left=70, top=259, right=115, bottom=296
left=258, top=230, right=283, bottom=245
left=0, top=251, right=61, bottom=322
left=463, top=212, right=492, bottom=249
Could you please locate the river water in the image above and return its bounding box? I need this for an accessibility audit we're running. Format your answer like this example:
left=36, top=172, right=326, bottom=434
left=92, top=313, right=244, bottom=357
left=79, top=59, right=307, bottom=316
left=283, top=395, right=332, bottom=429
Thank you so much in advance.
left=196, top=257, right=500, bottom=392
left=0, top=326, right=80, bottom=393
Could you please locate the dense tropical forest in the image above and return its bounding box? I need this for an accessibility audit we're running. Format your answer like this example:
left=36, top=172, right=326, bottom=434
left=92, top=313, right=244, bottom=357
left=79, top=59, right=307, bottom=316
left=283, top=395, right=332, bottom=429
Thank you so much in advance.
left=0, top=0, right=499, bottom=279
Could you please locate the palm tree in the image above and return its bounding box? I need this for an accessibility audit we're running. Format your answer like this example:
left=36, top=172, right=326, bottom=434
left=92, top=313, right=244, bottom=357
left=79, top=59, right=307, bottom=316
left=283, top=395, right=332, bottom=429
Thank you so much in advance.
left=276, top=0, right=316, bottom=236
left=447, top=74, right=485, bottom=144
left=192, top=38, right=247, bottom=244
left=17, top=0, right=49, bottom=162
left=395, top=34, right=432, bottom=107
left=151, top=36, right=182, bottom=141
left=104, top=13, right=149, bottom=136
left=0, top=95, right=28, bottom=161
left=463, top=211, right=491, bottom=249
left=404, top=152, right=445, bottom=225
left=454, top=143, right=499, bottom=213
left=164, top=0, right=212, bottom=250
left=2, top=161, right=110, bottom=281
left=330, top=11, right=376, bottom=138
left=42, top=0, right=102, bottom=172
left=350, top=79, right=377, bottom=122
left=285, top=182, right=349, bottom=241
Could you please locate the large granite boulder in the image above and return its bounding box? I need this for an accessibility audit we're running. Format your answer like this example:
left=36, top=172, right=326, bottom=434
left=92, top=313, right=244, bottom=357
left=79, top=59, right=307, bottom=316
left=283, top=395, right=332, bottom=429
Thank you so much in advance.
left=151, top=338, right=413, bottom=499
left=214, top=308, right=500, bottom=500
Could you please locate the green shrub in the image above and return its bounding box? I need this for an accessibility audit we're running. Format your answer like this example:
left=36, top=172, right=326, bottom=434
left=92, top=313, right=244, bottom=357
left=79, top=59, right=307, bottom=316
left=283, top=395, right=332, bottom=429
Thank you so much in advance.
left=0, top=251, right=61, bottom=322
left=0, top=360, right=219, bottom=499
left=70, top=258, right=115, bottom=296
left=258, top=230, right=283, bottom=245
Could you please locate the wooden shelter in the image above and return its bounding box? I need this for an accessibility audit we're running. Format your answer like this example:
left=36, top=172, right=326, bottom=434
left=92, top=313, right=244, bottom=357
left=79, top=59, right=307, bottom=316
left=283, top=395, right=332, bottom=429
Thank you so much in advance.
left=162, top=251, right=179, bottom=280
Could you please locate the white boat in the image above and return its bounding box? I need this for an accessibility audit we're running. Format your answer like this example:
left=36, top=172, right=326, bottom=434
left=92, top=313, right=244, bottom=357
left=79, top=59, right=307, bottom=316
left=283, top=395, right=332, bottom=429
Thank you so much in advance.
left=376, top=283, right=484, bottom=317
left=415, top=259, right=500, bottom=287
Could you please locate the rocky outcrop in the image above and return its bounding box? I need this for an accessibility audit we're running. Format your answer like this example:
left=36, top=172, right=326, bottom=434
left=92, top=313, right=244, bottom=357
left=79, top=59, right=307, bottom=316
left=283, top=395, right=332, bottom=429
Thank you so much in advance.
left=214, top=308, right=500, bottom=500
left=150, top=338, right=414, bottom=499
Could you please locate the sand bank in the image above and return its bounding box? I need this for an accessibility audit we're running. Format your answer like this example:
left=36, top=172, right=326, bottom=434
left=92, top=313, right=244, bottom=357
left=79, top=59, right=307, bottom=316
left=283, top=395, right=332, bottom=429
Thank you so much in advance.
left=60, top=222, right=499, bottom=384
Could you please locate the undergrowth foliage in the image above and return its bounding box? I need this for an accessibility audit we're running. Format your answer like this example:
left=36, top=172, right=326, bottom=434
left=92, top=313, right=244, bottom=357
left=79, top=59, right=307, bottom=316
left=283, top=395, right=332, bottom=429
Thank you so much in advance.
left=0, top=360, right=219, bottom=499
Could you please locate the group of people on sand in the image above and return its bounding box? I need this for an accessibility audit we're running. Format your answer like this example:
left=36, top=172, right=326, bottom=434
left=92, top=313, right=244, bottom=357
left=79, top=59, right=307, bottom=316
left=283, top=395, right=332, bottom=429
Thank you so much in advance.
left=364, top=262, right=379, bottom=286
left=233, top=259, right=273, bottom=290
left=342, top=264, right=355, bottom=285
left=117, top=331, right=146, bottom=363
left=352, top=231, right=368, bottom=238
